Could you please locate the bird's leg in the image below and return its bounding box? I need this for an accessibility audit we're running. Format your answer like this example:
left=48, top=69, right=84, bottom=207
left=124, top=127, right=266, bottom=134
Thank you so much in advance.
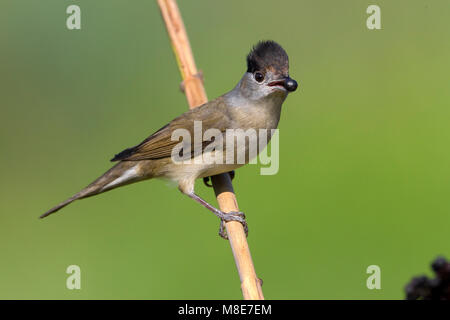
left=186, top=191, right=248, bottom=239
left=203, top=170, right=235, bottom=188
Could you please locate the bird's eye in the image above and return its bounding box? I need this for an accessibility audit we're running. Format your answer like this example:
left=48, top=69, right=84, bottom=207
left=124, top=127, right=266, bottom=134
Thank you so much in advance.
left=254, top=72, right=264, bottom=83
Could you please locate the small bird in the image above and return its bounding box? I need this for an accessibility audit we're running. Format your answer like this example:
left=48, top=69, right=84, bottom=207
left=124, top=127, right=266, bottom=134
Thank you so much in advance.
left=41, top=40, right=298, bottom=238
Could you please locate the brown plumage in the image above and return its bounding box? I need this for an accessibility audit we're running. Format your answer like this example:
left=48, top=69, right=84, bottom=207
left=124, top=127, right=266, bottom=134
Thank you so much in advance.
left=41, top=40, right=298, bottom=238
left=40, top=161, right=144, bottom=218
left=111, top=97, right=231, bottom=162
left=41, top=98, right=237, bottom=218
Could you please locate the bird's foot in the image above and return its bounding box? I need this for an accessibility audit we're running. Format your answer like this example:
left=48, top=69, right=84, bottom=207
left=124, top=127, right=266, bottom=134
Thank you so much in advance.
left=218, top=211, right=248, bottom=240
left=203, top=170, right=235, bottom=188
left=203, top=176, right=213, bottom=187
left=185, top=191, right=248, bottom=240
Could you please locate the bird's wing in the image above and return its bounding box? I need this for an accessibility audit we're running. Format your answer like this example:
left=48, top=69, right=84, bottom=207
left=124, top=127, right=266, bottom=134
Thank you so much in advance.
left=111, top=98, right=230, bottom=161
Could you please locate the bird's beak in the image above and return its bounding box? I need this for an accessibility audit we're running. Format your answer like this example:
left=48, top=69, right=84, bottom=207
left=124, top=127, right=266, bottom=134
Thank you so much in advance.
left=268, top=76, right=298, bottom=92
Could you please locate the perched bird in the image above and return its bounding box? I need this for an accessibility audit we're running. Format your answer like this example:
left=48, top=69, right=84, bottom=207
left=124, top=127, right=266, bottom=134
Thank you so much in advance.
left=41, top=40, right=298, bottom=238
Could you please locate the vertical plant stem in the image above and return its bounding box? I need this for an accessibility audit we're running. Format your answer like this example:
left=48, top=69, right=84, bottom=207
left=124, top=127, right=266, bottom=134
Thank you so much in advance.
left=157, top=0, right=264, bottom=300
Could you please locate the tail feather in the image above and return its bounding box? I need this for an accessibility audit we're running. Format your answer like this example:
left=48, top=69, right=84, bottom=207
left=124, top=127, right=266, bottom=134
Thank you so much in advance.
left=40, top=161, right=144, bottom=219
left=40, top=195, right=81, bottom=219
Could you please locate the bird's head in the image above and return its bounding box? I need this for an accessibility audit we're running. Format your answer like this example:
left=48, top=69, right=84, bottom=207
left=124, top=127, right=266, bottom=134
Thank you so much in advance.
left=238, top=40, right=298, bottom=101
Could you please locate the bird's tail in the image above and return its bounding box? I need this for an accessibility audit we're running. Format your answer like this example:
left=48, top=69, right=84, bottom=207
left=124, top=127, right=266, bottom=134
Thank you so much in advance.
left=40, top=161, right=145, bottom=219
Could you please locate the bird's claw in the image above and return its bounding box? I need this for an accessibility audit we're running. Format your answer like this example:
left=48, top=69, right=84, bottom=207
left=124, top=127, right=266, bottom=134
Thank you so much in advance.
left=218, top=211, right=248, bottom=240
left=203, top=176, right=213, bottom=187
left=203, top=171, right=235, bottom=188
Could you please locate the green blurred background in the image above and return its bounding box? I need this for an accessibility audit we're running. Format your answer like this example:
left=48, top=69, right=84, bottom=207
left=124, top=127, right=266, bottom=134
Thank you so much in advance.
left=1, top=0, right=449, bottom=299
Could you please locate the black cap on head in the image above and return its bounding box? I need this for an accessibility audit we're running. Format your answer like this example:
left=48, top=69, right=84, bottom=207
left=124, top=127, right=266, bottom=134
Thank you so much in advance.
left=246, top=40, right=289, bottom=74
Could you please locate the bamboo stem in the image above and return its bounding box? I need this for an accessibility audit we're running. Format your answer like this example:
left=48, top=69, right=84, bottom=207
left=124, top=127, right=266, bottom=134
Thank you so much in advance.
left=156, top=0, right=264, bottom=300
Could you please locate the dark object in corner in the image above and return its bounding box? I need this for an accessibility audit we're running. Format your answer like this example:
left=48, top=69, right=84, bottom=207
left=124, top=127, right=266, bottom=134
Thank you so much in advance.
left=405, top=256, right=450, bottom=300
